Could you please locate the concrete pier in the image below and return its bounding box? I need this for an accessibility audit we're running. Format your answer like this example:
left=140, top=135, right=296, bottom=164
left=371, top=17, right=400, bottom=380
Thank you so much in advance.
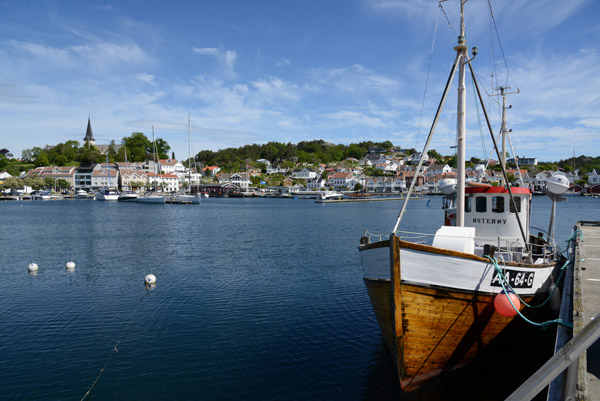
left=575, top=221, right=600, bottom=400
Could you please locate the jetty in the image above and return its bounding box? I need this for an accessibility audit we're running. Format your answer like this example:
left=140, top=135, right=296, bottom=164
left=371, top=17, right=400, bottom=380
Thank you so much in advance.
left=315, top=196, right=422, bottom=204
left=572, top=221, right=600, bottom=400
left=508, top=221, right=600, bottom=401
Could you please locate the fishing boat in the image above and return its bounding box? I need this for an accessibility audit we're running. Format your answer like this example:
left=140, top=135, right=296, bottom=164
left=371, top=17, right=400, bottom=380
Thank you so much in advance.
left=359, top=2, right=567, bottom=391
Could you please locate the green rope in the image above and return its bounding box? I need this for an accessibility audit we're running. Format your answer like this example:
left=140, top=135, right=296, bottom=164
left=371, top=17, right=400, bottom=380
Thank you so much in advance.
left=485, top=256, right=572, bottom=329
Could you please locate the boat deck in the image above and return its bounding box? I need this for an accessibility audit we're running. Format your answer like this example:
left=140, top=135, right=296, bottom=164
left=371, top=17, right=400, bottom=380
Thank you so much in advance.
left=575, top=221, right=600, bottom=400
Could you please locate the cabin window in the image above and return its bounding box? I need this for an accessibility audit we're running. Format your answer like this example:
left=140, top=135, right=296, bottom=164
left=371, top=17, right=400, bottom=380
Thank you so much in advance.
left=464, top=196, right=471, bottom=212
left=475, top=196, right=487, bottom=212
left=492, top=196, right=504, bottom=213
left=510, top=196, right=522, bottom=213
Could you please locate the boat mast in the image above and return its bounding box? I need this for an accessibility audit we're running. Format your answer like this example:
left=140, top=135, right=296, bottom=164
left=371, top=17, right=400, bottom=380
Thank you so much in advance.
left=188, top=114, right=192, bottom=192
left=500, top=87, right=507, bottom=185
left=455, top=0, right=468, bottom=227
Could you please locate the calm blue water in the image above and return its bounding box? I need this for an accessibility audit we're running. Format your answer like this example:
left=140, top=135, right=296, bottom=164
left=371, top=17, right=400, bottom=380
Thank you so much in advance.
left=0, top=196, right=597, bottom=400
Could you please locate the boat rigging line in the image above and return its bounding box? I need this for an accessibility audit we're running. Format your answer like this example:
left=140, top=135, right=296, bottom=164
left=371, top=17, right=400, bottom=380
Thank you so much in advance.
left=468, top=61, right=530, bottom=255
left=438, top=0, right=457, bottom=37
left=414, top=2, right=442, bottom=150
left=486, top=0, right=518, bottom=90
left=393, top=52, right=461, bottom=233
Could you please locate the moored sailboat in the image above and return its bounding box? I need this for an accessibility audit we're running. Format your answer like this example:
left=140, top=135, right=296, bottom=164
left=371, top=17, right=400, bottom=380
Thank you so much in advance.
left=359, top=1, right=568, bottom=391
left=137, top=127, right=165, bottom=204
left=174, top=114, right=201, bottom=204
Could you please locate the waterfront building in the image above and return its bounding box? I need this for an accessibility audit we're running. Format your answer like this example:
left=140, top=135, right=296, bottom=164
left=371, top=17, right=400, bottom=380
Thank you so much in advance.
left=159, top=159, right=185, bottom=174
left=291, top=168, right=318, bottom=180
left=146, top=172, right=179, bottom=192
left=328, top=172, right=353, bottom=191
left=588, top=169, right=600, bottom=185
left=119, top=168, right=149, bottom=190
left=24, top=166, right=77, bottom=188
left=218, top=172, right=251, bottom=190
left=306, top=177, right=326, bottom=190
left=202, top=166, right=221, bottom=177
left=91, top=163, right=119, bottom=190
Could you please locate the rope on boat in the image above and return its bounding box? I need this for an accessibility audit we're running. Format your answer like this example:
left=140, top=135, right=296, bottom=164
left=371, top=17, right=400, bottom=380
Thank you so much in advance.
left=484, top=256, right=572, bottom=329
left=80, top=288, right=151, bottom=401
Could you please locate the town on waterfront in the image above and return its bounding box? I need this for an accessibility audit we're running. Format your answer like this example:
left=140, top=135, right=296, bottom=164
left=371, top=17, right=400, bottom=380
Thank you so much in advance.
left=1, top=118, right=599, bottom=200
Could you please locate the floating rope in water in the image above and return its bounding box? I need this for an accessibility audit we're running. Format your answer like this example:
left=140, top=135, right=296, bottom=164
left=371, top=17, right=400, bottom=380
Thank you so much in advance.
left=80, top=288, right=151, bottom=401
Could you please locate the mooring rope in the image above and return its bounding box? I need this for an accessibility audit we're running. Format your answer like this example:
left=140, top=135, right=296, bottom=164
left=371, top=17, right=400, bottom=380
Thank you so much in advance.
left=484, top=256, right=572, bottom=329
left=80, top=287, right=152, bottom=401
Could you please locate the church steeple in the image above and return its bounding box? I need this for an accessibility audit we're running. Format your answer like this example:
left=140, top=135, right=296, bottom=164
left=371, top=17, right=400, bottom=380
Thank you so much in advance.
left=84, top=116, right=95, bottom=146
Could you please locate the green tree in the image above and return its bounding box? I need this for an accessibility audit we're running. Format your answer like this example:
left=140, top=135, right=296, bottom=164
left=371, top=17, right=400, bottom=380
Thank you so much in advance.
left=56, top=179, right=70, bottom=190
left=78, top=145, right=103, bottom=165
left=24, top=176, right=45, bottom=190
left=427, top=149, right=443, bottom=161
left=122, top=132, right=152, bottom=162
left=35, top=152, right=50, bottom=167
left=381, top=140, right=394, bottom=150
left=2, top=177, right=23, bottom=190
left=155, top=138, right=171, bottom=160
left=21, top=147, right=44, bottom=162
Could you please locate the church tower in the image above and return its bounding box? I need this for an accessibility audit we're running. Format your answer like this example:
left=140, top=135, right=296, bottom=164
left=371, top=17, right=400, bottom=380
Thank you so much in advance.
left=84, top=117, right=95, bottom=146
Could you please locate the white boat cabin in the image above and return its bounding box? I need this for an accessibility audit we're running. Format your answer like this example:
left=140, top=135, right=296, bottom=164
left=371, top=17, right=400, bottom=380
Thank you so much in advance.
left=439, top=186, right=535, bottom=261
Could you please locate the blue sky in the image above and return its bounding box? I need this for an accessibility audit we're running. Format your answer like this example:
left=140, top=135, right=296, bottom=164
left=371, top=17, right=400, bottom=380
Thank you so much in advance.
left=1, top=0, right=598, bottom=163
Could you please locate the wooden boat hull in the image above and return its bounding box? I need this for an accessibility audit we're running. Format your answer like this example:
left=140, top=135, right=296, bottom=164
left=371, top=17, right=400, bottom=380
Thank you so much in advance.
left=360, top=237, right=557, bottom=391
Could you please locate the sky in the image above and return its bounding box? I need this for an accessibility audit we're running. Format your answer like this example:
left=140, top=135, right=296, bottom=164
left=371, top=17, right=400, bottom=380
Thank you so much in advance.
left=0, top=0, right=598, bottom=163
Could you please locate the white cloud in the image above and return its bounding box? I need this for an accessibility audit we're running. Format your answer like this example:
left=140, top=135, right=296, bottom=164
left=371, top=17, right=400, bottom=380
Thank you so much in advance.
left=192, top=47, right=238, bottom=79
left=136, top=73, right=156, bottom=84
left=276, top=58, right=290, bottom=67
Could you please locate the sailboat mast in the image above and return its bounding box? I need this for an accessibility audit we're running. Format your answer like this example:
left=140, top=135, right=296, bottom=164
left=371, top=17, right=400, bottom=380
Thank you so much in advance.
left=188, top=114, right=192, bottom=191
left=455, top=0, right=468, bottom=227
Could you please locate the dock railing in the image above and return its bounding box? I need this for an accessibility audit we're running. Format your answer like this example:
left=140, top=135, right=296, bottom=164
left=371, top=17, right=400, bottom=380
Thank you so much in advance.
left=505, top=312, right=600, bottom=401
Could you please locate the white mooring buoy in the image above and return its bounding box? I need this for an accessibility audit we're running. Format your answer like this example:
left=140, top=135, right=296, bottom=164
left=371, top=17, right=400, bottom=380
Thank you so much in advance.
left=66, top=253, right=76, bottom=270
left=28, top=257, right=38, bottom=272
left=144, top=274, right=157, bottom=285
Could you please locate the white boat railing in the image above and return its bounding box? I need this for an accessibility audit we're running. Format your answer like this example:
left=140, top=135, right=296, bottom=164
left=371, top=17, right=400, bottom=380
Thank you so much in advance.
left=362, top=230, right=556, bottom=262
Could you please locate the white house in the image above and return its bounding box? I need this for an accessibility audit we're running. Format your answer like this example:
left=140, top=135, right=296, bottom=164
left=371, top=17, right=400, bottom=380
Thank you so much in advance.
left=147, top=172, right=179, bottom=192
left=24, top=166, right=78, bottom=187
left=291, top=168, right=318, bottom=180
left=202, top=166, right=221, bottom=177
left=328, top=172, right=353, bottom=191
left=425, top=164, right=452, bottom=176
left=347, top=174, right=367, bottom=190
left=531, top=171, right=552, bottom=191
left=91, top=169, right=119, bottom=189
left=119, top=169, right=149, bottom=189
left=588, top=169, right=600, bottom=185
left=306, top=177, right=326, bottom=189
left=159, top=159, right=185, bottom=174
left=218, top=172, right=251, bottom=190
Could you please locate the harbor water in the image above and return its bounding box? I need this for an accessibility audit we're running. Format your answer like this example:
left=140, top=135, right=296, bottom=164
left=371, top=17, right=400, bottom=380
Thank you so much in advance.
left=0, top=196, right=598, bottom=400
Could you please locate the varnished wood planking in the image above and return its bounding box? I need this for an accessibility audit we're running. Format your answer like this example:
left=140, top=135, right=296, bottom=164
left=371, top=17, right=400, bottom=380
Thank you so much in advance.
left=363, top=276, right=537, bottom=391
